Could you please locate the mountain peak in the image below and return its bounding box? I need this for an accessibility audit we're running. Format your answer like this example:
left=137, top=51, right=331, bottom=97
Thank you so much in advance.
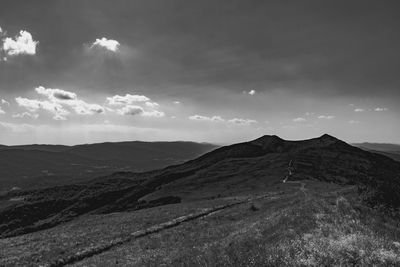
left=249, top=134, right=343, bottom=152
left=318, top=134, right=340, bottom=143
left=302, top=134, right=342, bottom=147
left=254, top=135, right=282, bottom=141
left=320, top=133, right=338, bottom=140
left=251, top=135, right=283, bottom=146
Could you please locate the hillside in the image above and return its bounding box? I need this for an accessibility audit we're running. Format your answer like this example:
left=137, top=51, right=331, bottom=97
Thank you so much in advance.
left=1, top=134, right=400, bottom=266
left=0, top=141, right=217, bottom=191
left=1, top=134, right=399, bottom=239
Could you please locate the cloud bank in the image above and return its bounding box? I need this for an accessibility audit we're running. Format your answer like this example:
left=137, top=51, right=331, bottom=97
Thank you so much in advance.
left=16, top=86, right=105, bottom=120
left=189, top=114, right=257, bottom=125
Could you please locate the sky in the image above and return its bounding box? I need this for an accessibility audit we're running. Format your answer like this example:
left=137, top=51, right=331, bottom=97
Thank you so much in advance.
left=0, top=0, right=399, bottom=145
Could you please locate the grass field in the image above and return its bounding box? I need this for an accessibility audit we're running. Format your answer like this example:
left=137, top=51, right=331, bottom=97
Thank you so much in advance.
left=1, top=180, right=399, bottom=266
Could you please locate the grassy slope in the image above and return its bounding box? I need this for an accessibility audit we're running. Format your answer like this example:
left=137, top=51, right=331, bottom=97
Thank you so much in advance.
left=75, top=181, right=400, bottom=267
left=1, top=180, right=400, bottom=266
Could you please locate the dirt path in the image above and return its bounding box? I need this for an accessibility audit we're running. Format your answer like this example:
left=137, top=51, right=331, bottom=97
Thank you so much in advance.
left=45, top=193, right=277, bottom=267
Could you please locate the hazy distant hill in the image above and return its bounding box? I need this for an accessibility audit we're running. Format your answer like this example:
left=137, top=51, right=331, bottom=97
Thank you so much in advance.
left=0, top=144, right=70, bottom=152
left=1, top=134, right=399, bottom=238
left=65, top=141, right=217, bottom=167
left=353, top=142, right=400, bottom=162
left=352, top=142, right=400, bottom=153
left=0, top=141, right=218, bottom=191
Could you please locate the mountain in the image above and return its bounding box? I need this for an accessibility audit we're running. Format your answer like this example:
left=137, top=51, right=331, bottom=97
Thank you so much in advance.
left=1, top=134, right=399, bottom=239
left=0, top=141, right=218, bottom=191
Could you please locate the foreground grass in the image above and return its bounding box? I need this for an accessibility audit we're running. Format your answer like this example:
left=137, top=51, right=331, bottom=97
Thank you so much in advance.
left=1, top=181, right=399, bottom=266
left=73, top=183, right=400, bottom=266
left=0, top=199, right=238, bottom=266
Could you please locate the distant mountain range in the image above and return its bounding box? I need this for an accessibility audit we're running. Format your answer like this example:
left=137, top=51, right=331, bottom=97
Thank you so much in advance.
left=0, top=141, right=218, bottom=191
left=1, top=134, right=399, bottom=238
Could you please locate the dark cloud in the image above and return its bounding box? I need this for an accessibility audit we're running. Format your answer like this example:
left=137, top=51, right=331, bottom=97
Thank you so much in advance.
left=0, top=0, right=399, bottom=98
left=53, top=92, right=75, bottom=100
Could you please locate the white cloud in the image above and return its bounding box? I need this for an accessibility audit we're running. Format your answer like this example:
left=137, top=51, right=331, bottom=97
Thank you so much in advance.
left=108, top=94, right=164, bottom=118
left=293, top=117, right=306, bottom=122
left=12, top=112, right=39, bottom=119
left=348, top=120, right=360, bottom=124
left=0, top=98, right=8, bottom=114
left=36, top=86, right=104, bottom=115
left=173, top=101, right=181, bottom=104
left=91, top=37, right=120, bottom=52
left=354, top=108, right=364, bottom=112
left=35, top=86, right=77, bottom=100
left=106, top=94, right=150, bottom=105
left=16, top=86, right=106, bottom=120
left=374, top=107, right=388, bottom=112
left=227, top=118, right=258, bottom=125
left=189, top=115, right=257, bottom=126
left=72, top=101, right=105, bottom=115
left=142, top=110, right=165, bottom=118
left=145, top=101, right=159, bottom=108
left=116, top=105, right=144, bottom=116
left=16, top=87, right=164, bottom=120
left=243, top=90, right=256, bottom=95
left=318, top=115, right=335, bottom=120
left=15, top=97, right=70, bottom=120
left=189, top=115, right=225, bottom=122
left=2, top=30, right=38, bottom=56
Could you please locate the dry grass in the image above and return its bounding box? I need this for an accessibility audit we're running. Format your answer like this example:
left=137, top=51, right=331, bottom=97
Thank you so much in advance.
left=0, top=199, right=234, bottom=266
left=2, top=181, right=399, bottom=267
left=164, top=196, right=400, bottom=267
left=73, top=183, right=400, bottom=267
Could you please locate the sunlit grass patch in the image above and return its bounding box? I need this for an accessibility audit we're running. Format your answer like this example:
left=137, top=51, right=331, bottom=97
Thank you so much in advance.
left=162, top=195, right=400, bottom=267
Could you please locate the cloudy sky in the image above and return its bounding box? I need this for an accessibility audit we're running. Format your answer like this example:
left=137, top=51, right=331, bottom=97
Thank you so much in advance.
left=0, top=0, right=399, bottom=145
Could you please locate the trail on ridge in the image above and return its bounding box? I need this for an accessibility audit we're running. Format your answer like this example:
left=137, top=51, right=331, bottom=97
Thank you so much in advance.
left=46, top=193, right=279, bottom=267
